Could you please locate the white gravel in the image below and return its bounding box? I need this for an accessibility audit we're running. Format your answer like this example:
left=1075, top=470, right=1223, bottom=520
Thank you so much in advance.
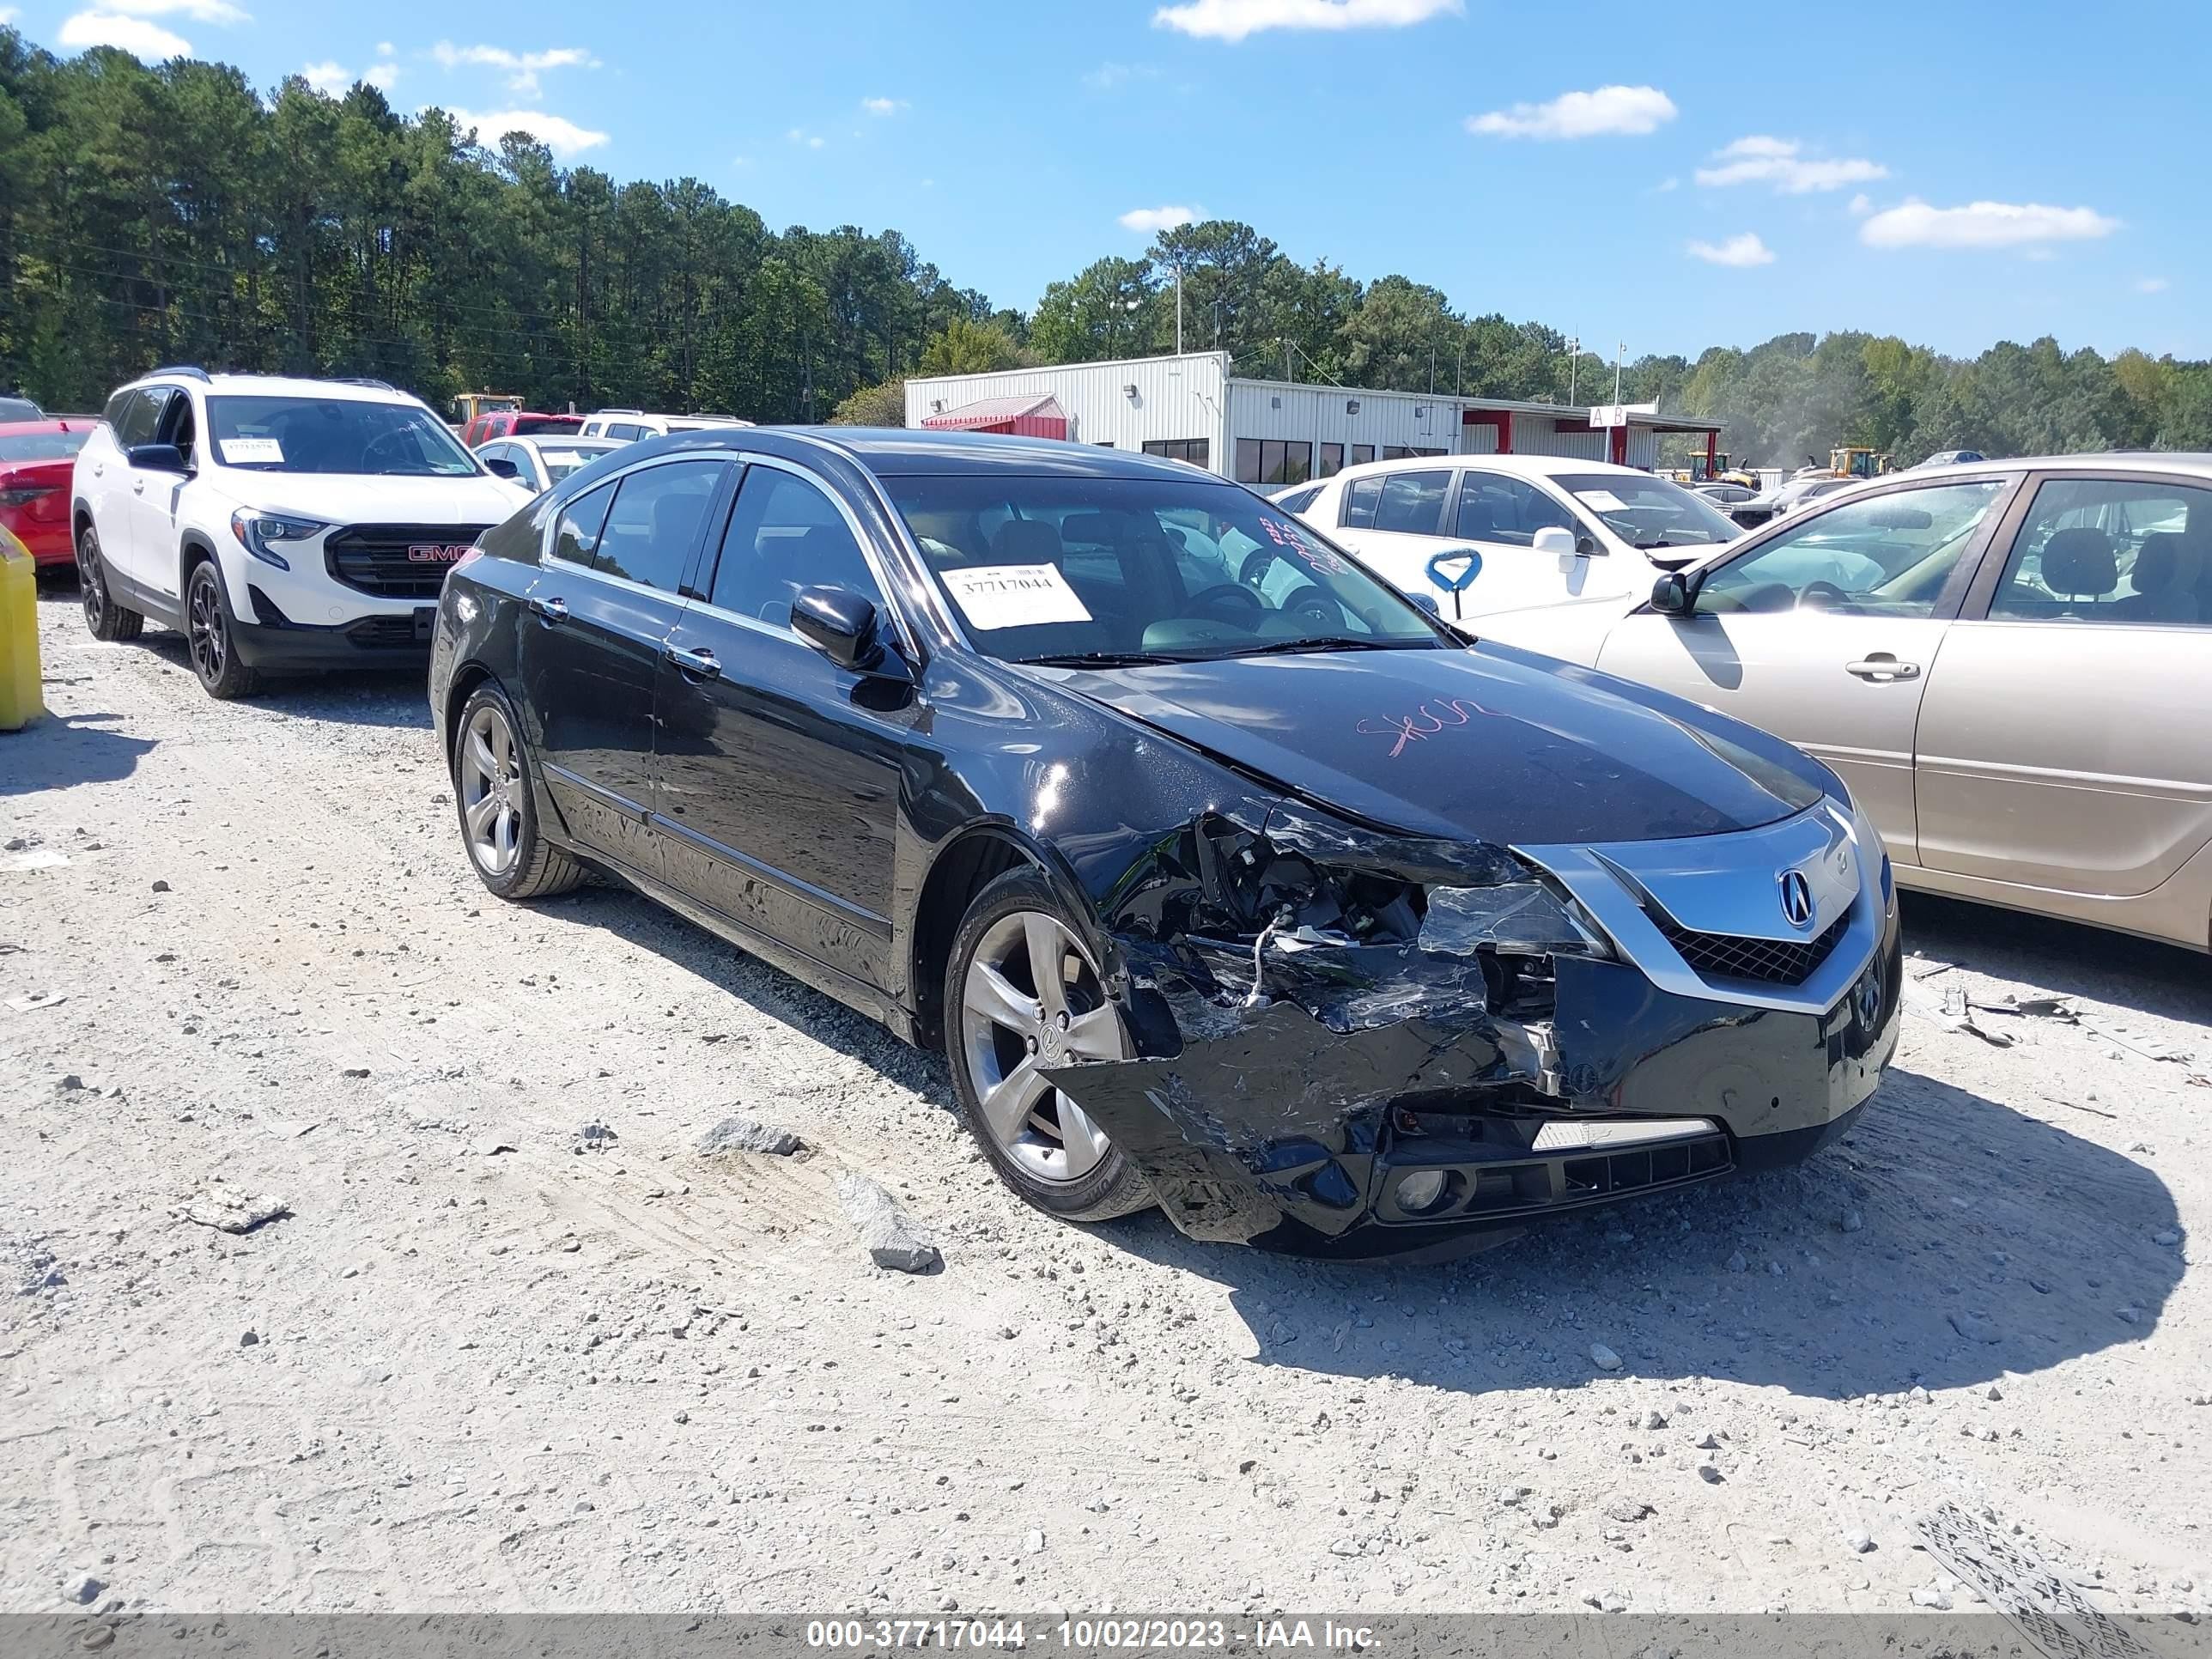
left=3, top=592, right=2209, bottom=1616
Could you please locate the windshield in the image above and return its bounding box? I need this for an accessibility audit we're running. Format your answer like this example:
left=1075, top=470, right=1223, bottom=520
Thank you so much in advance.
left=881, top=474, right=1446, bottom=664
left=207, top=396, right=480, bottom=477
left=537, top=442, right=620, bottom=484
left=1554, top=472, right=1741, bottom=550
left=0, top=429, right=88, bottom=462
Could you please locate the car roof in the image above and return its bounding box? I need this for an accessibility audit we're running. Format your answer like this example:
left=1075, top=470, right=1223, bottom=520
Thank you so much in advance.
left=511, top=434, right=619, bottom=451
left=1319, top=452, right=1653, bottom=486
left=127, top=372, right=421, bottom=404
left=1887, top=453, right=2212, bottom=482
left=626, top=425, right=1237, bottom=483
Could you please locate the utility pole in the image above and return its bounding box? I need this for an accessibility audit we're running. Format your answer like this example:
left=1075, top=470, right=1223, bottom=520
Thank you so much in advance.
left=1174, top=262, right=1184, bottom=356
left=1613, top=341, right=1626, bottom=411
left=1566, top=335, right=1579, bottom=406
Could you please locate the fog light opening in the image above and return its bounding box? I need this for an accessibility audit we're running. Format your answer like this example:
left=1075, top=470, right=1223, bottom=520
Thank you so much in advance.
left=1394, top=1169, right=1453, bottom=1216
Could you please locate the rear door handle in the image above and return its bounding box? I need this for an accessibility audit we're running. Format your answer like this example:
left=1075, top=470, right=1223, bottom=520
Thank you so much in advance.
left=1845, top=655, right=1920, bottom=682
left=665, top=643, right=721, bottom=680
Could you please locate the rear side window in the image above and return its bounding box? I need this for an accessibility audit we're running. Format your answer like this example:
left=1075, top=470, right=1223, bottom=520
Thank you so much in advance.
left=592, top=459, right=726, bottom=593
left=552, top=481, right=616, bottom=567
left=607, top=422, right=647, bottom=441
left=1988, top=477, right=2212, bottom=627
left=1345, top=469, right=1450, bottom=534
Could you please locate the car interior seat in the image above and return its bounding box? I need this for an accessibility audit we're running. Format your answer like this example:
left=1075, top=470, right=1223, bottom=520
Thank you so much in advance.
left=2033, top=526, right=2118, bottom=610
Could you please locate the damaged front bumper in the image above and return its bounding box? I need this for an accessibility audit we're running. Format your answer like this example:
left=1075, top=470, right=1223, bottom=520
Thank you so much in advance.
left=1044, top=799, right=1903, bottom=1260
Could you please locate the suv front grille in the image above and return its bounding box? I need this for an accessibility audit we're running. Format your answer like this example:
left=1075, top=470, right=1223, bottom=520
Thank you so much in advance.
left=1656, top=908, right=1851, bottom=987
left=325, top=525, right=491, bottom=599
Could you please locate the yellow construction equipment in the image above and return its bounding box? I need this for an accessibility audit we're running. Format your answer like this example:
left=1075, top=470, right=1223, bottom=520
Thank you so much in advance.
left=1828, top=446, right=1892, bottom=479
left=1, top=525, right=42, bottom=732
left=453, top=392, right=522, bottom=425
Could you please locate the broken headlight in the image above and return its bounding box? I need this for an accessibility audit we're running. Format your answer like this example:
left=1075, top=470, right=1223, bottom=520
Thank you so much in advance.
left=1421, top=878, right=1613, bottom=960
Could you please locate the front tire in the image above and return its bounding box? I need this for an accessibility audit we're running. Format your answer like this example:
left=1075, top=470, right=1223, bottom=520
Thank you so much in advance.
left=945, top=868, right=1155, bottom=1224
left=76, top=524, right=143, bottom=642
left=452, top=681, right=586, bottom=900
left=185, top=560, right=259, bottom=699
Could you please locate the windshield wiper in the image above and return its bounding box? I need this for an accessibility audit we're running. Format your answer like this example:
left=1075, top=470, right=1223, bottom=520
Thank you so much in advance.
left=1231, top=635, right=1426, bottom=658
left=1018, top=650, right=1181, bottom=668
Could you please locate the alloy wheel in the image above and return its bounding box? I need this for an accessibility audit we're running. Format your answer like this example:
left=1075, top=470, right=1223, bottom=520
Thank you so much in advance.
left=77, top=536, right=106, bottom=631
left=459, top=703, right=524, bottom=875
left=960, top=910, right=1127, bottom=1183
left=187, top=572, right=226, bottom=684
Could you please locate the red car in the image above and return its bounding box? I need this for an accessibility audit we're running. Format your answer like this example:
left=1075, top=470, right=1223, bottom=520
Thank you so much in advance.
left=0, top=418, right=95, bottom=571
left=459, top=410, right=584, bottom=447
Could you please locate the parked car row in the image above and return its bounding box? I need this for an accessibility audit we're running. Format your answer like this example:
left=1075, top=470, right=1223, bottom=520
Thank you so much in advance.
left=64, top=379, right=1910, bottom=1258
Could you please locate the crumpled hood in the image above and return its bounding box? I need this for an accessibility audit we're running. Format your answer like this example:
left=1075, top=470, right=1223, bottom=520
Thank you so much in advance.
left=1047, top=642, right=1828, bottom=847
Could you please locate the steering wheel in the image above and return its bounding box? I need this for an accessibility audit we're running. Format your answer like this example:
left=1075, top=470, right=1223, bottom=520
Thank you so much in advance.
left=1276, top=583, right=1340, bottom=630
left=1184, top=582, right=1265, bottom=623
left=1797, top=580, right=1852, bottom=611
left=1237, top=547, right=1280, bottom=589
left=361, top=427, right=415, bottom=472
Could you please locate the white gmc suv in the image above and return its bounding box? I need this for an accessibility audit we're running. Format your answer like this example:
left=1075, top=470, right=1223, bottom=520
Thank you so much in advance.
left=70, top=369, right=532, bottom=697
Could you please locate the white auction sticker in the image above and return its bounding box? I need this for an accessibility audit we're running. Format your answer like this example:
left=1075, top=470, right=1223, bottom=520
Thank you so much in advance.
left=219, top=437, right=284, bottom=465
left=940, top=563, right=1093, bottom=630
left=1577, top=488, right=1628, bottom=512
left=542, top=452, right=584, bottom=467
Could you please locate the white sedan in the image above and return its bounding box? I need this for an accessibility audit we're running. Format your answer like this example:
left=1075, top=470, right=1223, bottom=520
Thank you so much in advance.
left=1285, top=453, right=1741, bottom=622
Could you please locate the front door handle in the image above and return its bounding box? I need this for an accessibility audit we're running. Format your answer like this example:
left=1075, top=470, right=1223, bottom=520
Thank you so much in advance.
left=528, top=594, right=568, bottom=624
left=665, top=643, right=721, bottom=680
left=131, top=478, right=146, bottom=495
left=1845, top=655, right=1920, bottom=682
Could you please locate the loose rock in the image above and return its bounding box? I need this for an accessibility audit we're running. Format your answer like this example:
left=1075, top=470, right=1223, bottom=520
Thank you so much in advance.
left=697, top=1114, right=805, bottom=1157
left=66, top=1574, right=106, bottom=1605
left=836, top=1173, right=943, bottom=1273
left=1589, top=1342, right=1623, bottom=1371
left=1948, top=1310, right=2002, bottom=1345
left=1844, top=1528, right=1875, bottom=1554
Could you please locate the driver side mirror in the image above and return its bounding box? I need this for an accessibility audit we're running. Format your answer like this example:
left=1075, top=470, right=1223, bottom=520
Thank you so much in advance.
left=1532, top=526, right=1582, bottom=559
left=792, top=584, right=890, bottom=674
left=126, top=442, right=190, bottom=474
left=483, top=456, right=520, bottom=481
left=1650, top=570, right=1696, bottom=617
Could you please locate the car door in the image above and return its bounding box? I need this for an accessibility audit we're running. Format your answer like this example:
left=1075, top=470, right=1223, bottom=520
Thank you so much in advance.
left=94, top=387, right=169, bottom=592
left=1592, top=475, right=2019, bottom=865
left=1914, top=471, right=2212, bottom=913
left=123, top=388, right=199, bottom=605
left=1444, top=468, right=1613, bottom=617
left=653, top=455, right=919, bottom=993
left=518, top=455, right=730, bottom=874
left=1328, top=467, right=1459, bottom=599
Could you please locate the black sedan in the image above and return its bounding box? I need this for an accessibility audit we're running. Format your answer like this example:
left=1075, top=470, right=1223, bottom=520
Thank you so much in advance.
left=428, top=429, right=1902, bottom=1260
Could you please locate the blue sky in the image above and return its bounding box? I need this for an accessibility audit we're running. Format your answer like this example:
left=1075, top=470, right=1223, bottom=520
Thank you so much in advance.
left=14, top=0, right=2208, bottom=362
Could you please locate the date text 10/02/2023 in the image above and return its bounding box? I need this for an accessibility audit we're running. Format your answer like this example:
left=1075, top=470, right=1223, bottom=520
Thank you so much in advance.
left=804, top=1619, right=1381, bottom=1650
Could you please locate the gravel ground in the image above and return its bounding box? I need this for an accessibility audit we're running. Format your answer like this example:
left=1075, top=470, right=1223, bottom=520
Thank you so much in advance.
left=3, top=590, right=2208, bottom=1619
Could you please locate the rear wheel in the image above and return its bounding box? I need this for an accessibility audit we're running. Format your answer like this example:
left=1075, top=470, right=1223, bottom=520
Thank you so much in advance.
left=185, top=561, right=259, bottom=699
left=76, top=524, right=143, bottom=642
left=453, top=681, right=586, bottom=900
left=945, top=868, right=1155, bottom=1224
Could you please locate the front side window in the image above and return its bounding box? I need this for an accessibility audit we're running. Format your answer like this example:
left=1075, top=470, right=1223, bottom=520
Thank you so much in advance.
left=592, top=459, right=726, bottom=592
left=206, top=396, right=478, bottom=476
left=553, top=481, right=616, bottom=567
left=1553, top=472, right=1738, bottom=552
left=708, top=465, right=884, bottom=628
left=113, top=389, right=168, bottom=449
left=1233, top=439, right=1313, bottom=487
left=1455, top=472, right=1582, bottom=546
left=1987, top=477, right=2212, bottom=627
left=884, top=473, right=1442, bottom=665
left=1696, top=480, right=2008, bottom=618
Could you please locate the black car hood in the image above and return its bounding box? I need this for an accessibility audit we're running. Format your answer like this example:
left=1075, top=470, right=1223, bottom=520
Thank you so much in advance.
left=1047, top=643, right=1827, bottom=847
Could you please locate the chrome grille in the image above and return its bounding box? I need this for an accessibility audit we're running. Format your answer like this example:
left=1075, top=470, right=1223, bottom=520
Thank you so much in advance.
left=1655, top=907, right=1851, bottom=987
left=324, top=524, right=491, bottom=599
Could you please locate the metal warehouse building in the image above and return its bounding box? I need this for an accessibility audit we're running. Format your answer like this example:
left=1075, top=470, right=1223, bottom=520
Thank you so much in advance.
left=902, top=351, right=1723, bottom=484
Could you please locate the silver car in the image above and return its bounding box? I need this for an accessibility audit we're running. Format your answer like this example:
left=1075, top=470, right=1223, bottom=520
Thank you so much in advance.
left=1482, top=454, right=2212, bottom=951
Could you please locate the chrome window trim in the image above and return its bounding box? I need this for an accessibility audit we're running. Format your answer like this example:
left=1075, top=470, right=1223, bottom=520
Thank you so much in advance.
left=538, top=451, right=735, bottom=597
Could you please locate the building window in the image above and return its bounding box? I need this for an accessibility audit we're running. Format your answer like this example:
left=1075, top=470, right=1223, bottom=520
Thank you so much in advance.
left=1382, top=445, right=1448, bottom=460
left=1317, top=442, right=1346, bottom=477
left=1234, top=438, right=1313, bottom=486
left=1142, top=438, right=1210, bottom=468
left=1351, top=444, right=1376, bottom=466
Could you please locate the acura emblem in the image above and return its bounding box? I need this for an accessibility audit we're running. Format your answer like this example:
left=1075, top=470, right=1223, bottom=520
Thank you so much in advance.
left=1779, top=870, right=1815, bottom=930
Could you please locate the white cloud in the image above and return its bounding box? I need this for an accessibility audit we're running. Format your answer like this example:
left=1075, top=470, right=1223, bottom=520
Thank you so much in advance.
left=101, top=0, right=245, bottom=21
left=0, top=6, right=17, bottom=19
left=58, top=11, right=191, bottom=56
left=1695, top=135, right=1886, bottom=193
left=432, top=41, right=596, bottom=96
left=364, top=60, right=398, bottom=91
left=445, top=106, right=608, bottom=156
left=375, top=40, right=392, bottom=55
left=786, top=127, right=825, bottom=149
left=1686, top=233, right=1776, bottom=268
left=301, top=59, right=349, bottom=94
left=1848, top=191, right=1873, bottom=216
left=1085, top=60, right=1161, bottom=88
left=1120, top=204, right=1201, bottom=233
left=1859, top=197, right=2118, bottom=250
left=1467, top=84, right=1675, bottom=140
left=860, top=96, right=906, bottom=116
left=2136, top=276, right=2170, bottom=294
left=1654, top=175, right=1679, bottom=193
left=1154, top=0, right=1457, bottom=42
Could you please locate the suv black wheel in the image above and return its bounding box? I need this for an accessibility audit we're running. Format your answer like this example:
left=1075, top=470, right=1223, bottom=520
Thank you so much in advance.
left=945, top=867, right=1156, bottom=1224
left=184, top=561, right=260, bottom=699
left=76, top=524, right=143, bottom=642
left=452, top=681, right=586, bottom=900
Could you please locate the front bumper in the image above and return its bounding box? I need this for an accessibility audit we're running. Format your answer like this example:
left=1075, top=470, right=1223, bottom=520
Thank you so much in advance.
left=232, top=581, right=435, bottom=672
left=1044, top=805, right=1903, bottom=1261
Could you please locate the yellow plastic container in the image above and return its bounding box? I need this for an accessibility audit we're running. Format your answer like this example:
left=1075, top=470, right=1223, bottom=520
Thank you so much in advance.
left=0, top=525, right=43, bottom=732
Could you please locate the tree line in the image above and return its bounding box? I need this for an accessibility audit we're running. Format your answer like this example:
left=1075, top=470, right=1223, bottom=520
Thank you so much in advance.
left=4, top=33, right=2207, bottom=465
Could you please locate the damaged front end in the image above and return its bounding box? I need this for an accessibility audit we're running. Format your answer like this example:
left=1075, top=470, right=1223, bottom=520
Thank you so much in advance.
left=1043, top=798, right=1902, bottom=1260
